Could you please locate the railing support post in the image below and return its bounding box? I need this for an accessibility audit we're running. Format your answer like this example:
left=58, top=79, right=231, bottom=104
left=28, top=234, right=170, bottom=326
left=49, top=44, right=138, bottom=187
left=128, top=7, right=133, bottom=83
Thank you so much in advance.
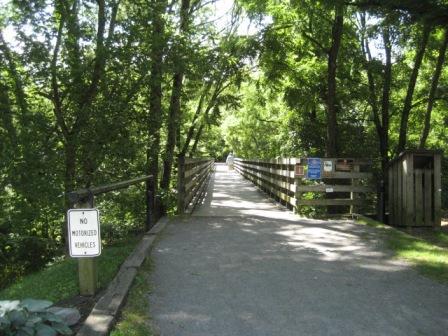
left=177, top=155, right=186, bottom=214
left=75, top=194, right=98, bottom=296
left=146, top=178, right=154, bottom=230
left=294, top=176, right=302, bottom=214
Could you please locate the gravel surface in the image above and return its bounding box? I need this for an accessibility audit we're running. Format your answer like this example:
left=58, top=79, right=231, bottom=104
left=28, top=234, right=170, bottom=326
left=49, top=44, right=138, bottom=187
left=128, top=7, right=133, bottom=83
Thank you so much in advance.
left=148, top=164, right=448, bottom=336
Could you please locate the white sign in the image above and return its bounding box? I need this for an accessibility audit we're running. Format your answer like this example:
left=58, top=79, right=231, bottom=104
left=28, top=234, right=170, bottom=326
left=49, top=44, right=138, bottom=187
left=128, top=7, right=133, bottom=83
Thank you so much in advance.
left=323, top=160, right=333, bottom=172
left=67, top=209, right=101, bottom=257
left=325, top=188, right=334, bottom=193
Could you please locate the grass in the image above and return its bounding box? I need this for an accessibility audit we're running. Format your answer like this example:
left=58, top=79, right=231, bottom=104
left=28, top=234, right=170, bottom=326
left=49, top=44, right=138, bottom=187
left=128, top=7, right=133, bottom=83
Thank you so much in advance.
left=357, top=217, right=448, bottom=284
left=0, top=236, right=139, bottom=302
left=433, top=231, right=448, bottom=248
left=110, top=257, right=154, bottom=336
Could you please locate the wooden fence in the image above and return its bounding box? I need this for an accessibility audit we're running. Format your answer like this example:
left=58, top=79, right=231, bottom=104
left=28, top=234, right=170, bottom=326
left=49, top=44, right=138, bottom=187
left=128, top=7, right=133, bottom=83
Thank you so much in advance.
left=388, top=150, right=442, bottom=227
left=234, top=157, right=374, bottom=214
left=68, top=175, right=155, bottom=296
left=177, top=157, right=214, bottom=214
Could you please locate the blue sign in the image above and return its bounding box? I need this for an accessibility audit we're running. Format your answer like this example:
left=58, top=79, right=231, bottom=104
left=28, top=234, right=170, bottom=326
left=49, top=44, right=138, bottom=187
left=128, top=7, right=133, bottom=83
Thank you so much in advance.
left=307, top=158, right=321, bottom=179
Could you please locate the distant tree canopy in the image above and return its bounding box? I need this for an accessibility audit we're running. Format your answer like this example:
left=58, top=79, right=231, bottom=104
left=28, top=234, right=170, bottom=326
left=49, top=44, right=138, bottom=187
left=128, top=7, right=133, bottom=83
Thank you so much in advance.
left=1, top=0, right=447, bottom=288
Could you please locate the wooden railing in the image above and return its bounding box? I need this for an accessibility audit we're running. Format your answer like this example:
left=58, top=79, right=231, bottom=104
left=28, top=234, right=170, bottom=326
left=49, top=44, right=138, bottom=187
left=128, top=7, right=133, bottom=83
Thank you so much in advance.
left=177, top=157, right=214, bottom=214
left=67, top=175, right=155, bottom=296
left=234, top=157, right=374, bottom=214
left=234, top=158, right=298, bottom=208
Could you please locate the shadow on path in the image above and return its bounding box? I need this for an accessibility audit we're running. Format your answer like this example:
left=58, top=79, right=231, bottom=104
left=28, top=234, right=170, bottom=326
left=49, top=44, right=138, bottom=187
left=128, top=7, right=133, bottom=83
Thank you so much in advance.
left=149, top=164, right=448, bottom=336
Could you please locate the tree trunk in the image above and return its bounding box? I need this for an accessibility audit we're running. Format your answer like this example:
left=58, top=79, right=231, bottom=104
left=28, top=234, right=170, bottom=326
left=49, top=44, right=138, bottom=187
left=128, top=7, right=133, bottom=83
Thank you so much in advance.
left=379, top=27, right=393, bottom=222
left=147, top=0, right=167, bottom=190
left=396, top=23, right=431, bottom=154
left=325, top=3, right=344, bottom=157
left=419, top=27, right=448, bottom=148
left=160, top=0, right=191, bottom=190
left=180, top=86, right=209, bottom=156
left=0, top=31, right=29, bottom=129
left=0, top=78, right=18, bottom=146
left=63, top=139, right=77, bottom=249
left=189, top=123, right=204, bottom=157
left=380, top=26, right=392, bottom=174
left=360, top=14, right=381, bottom=143
left=160, top=72, right=184, bottom=190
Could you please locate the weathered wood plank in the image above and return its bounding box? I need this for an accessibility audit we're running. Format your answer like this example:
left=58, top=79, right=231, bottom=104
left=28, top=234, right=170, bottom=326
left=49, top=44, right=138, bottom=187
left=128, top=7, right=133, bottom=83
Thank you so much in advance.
left=424, top=169, right=432, bottom=226
left=297, top=199, right=363, bottom=206
left=434, top=154, right=442, bottom=227
left=295, top=185, right=373, bottom=192
left=178, top=159, right=213, bottom=214
left=388, top=165, right=394, bottom=226
left=405, top=153, right=414, bottom=226
left=397, top=159, right=403, bottom=226
left=350, top=164, right=360, bottom=215
left=319, top=172, right=372, bottom=179
left=415, top=169, right=423, bottom=226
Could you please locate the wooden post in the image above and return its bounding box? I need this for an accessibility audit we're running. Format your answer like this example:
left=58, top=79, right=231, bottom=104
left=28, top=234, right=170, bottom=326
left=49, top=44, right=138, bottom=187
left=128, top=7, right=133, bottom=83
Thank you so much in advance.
left=397, top=157, right=403, bottom=226
left=350, top=164, right=360, bottom=215
left=388, top=166, right=394, bottom=226
left=75, top=195, right=98, bottom=296
left=404, top=153, right=415, bottom=227
left=434, top=153, right=442, bottom=227
left=295, top=176, right=302, bottom=214
left=146, top=178, right=154, bottom=230
left=377, top=179, right=385, bottom=223
left=415, top=169, right=423, bottom=226
left=424, top=169, right=432, bottom=226
left=177, top=155, right=186, bottom=215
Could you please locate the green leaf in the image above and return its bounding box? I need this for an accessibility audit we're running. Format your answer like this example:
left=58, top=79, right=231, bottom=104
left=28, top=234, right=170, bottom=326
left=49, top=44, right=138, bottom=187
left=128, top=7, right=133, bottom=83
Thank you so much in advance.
left=25, top=314, right=43, bottom=326
left=17, top=325, right=34, bottom=336
left=0, top=300, right=21, bottom=316
left=35, top=323, right=57, bottom=336
left=8, top=310, right=27, bottom=327
left=0, top=315, right=11, bottom=327
left=21, top=299, right=53, bottom=313
left=51, top=322, right=73, bottom=335
left=42, top=313, right=63, bottom=323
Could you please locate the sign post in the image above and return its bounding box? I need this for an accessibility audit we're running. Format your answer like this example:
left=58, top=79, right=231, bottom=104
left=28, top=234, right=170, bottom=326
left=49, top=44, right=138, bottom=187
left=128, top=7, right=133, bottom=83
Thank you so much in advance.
left=68, top=198, right=101, bottom=296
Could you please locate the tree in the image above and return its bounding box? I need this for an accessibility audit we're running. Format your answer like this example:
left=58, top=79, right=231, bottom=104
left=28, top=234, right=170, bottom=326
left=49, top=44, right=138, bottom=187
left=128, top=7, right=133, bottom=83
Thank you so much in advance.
left=396, top=22, right=432, bottom=154
left=419, top=27, right=448, bottom=148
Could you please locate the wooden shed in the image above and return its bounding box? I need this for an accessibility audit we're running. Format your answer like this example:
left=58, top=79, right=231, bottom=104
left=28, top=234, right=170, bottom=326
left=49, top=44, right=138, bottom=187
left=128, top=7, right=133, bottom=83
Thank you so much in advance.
left=388, top=150, right=442, bottom=227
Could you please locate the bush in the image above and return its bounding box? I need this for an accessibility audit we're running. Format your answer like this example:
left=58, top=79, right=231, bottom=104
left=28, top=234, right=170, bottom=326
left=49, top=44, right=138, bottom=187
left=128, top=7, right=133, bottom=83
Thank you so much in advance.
left=0, top=235, right=58, bottom=290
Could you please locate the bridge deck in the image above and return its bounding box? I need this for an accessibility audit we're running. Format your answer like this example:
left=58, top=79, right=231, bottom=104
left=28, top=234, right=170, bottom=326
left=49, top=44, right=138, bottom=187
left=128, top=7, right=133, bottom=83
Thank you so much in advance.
left=148, top=163, right=448, bottom=336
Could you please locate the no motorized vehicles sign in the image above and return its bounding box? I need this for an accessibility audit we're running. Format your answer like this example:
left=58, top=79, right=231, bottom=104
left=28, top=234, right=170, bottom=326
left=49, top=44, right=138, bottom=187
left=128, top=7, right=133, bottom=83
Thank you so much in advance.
left=67, top=209, right=101, bottom=257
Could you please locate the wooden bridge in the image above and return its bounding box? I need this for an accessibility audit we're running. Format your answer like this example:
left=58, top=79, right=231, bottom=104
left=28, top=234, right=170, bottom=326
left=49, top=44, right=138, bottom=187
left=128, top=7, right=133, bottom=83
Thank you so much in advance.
left=145, top=160, right=448, bottom=336
left=177, top=157, right=376, bottom=216
left=72, top=156, right=446, bottom=336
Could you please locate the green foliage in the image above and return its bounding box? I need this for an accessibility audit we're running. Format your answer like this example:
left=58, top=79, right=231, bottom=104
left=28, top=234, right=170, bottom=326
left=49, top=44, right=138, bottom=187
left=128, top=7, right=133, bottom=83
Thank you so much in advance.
left=0, top=299, right=72, bottom=336
left=0, top=238, right=138, bottom=302
left=1, top=0, right=448, bottom=291
left=110, top=258, right=155, bottom=336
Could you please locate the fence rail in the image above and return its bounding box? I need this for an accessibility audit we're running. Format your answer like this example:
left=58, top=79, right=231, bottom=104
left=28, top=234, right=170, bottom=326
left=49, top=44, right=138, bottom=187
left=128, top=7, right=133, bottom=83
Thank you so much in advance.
left=177, top=157, right=214, bottom=214
left=234, top=157, right=374, bottom=214
left=67, top=174, right=155, bottom=296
